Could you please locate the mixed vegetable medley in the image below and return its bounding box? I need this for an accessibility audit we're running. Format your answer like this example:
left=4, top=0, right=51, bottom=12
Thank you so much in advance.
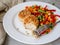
left=25, top=5, right=60, bottom=34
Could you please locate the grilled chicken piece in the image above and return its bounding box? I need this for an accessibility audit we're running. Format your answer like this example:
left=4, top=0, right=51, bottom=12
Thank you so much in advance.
left=18, top=10, right=31, bottom=21
left=24, top=15, right=39, bottom=30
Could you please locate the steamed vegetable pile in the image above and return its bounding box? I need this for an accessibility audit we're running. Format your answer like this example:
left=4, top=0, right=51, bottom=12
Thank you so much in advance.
left=25, top=5, right=60, bottom=34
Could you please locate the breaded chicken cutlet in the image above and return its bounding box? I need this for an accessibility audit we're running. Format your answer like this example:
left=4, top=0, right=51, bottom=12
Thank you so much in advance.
left=24, top=15, right=39, bottom=30
left=18, top=10, right=31, bottom=21
left=18, top=9, right=39, bottom=37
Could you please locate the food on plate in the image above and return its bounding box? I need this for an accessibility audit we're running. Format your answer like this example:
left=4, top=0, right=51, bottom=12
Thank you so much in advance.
left=18, top=5, right=60, bottom=38
left=18, top=10, right=31, bottom=21
left=24, top=15, right=39, bottom=30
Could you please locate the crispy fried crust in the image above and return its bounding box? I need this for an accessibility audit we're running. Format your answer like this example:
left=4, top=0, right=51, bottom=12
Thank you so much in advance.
left=18, top=10, right=31, bottom=21
left=18, top=9, right=39, bottom=27
left=18, top=9, right=39, bottom=38
left=24, top=15, right=39, bottom=27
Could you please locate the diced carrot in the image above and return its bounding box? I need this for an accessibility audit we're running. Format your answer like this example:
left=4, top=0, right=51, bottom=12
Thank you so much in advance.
left=28, top=7, right=33, bottom=12
left=45, top=21, right=49, bottom=24
left=33, top=8, right=36, bottom=11
left=48, top=16, right=51, bottom=21
left=45, top=15, right=48, bottom=19
left=42, top=8, right=45, bottom=10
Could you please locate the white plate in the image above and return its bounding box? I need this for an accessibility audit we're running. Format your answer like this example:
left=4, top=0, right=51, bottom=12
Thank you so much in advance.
left=3, top=1, right=60, bottom=44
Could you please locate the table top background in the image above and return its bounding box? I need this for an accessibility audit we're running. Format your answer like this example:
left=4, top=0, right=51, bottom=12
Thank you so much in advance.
left=1, top=0, right=60, bottom=45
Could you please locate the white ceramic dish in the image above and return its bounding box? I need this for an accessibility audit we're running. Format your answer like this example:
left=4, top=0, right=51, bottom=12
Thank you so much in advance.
left=3, top=1, right=60, bottom=44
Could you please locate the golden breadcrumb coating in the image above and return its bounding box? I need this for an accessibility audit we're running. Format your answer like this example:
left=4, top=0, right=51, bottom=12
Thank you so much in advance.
left=18, top=10, right=31, bottom=21
left=24, top=15, right=39, bottom=27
